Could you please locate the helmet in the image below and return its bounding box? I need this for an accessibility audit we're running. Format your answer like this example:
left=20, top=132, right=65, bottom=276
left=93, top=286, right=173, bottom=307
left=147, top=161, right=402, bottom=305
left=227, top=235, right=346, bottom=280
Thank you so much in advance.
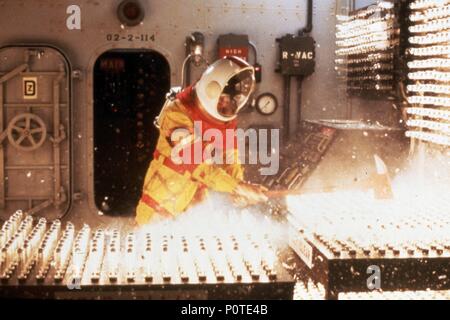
left=195, top=56, right=256, bottom=122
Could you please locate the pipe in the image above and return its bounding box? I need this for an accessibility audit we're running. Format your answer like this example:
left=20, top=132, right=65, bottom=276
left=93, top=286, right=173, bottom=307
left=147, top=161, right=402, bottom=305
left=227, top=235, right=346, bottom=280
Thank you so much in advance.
left=283, top=76, right=291, bottom=142
left=190, top=32, right=205, bottom=66
left=296, top=76, right=304, bottom=126
left=184, top=37, right=192, bottom=86
left=249, top=41, right=258, bottom=64
left=300, top=0, right=313, bottom=34
left=184, top=32, right=205, bottom=86
left=181, top=54, right=192, bottom=88
left=292, top=0, right=313, bottom=130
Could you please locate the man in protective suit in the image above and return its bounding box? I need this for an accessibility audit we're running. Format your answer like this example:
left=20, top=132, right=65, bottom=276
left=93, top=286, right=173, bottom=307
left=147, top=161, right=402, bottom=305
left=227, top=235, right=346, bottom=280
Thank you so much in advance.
left=136, top=56, right=267, bottom=225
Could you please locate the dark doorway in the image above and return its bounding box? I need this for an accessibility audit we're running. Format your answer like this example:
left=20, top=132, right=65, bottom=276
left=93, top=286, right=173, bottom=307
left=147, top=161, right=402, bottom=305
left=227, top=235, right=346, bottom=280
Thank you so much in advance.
left=93, top=50, right=170, bottom=215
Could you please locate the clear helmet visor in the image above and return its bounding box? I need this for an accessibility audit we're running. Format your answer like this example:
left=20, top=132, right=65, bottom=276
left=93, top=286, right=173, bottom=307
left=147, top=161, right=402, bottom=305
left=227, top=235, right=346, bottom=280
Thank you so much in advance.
left=217, top=69, right=255, bottom=118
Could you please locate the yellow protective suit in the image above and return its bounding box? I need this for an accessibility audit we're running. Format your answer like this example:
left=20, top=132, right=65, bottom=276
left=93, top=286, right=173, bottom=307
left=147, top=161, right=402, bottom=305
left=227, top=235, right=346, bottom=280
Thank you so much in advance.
left=135, top=94, right=244, bottom=226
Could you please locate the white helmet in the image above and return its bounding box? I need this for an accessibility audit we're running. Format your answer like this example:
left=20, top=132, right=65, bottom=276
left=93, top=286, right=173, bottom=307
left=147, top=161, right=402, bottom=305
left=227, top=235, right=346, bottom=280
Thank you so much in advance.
left=195, top=56, right=256, bottom=122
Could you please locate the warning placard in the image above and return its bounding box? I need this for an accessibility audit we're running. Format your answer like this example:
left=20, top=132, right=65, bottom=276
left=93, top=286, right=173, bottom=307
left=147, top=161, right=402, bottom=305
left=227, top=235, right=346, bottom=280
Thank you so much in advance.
left=23, top=77, right=38, bottom=99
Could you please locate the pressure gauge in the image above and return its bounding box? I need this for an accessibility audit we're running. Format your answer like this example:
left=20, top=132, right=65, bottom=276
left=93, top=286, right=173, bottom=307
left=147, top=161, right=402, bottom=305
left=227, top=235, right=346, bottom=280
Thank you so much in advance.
left=256, top=93, right=278, bottom=116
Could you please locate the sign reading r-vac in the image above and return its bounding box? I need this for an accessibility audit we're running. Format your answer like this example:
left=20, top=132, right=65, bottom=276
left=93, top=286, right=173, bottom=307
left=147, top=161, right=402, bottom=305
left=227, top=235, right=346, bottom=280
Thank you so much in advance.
left=277, top=34, right=316, bottom=76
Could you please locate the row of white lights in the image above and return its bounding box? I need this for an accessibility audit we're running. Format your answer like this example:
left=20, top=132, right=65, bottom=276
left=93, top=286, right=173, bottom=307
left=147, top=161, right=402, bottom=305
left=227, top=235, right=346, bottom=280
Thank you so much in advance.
left=409, top=44, right=450, bottom=56
left=408, top=95, right=450, bottom=107
left=336, top=21, right=393, bottom=40
left=407, top=107, right=450, bottom=121
left=336, top=31, right=391, bottom=48
left=408, top=83, right=450, bottom=95
left=340, top=290, right=450, bottom=300
left=348, top=84, right=392, bottom=91
left=408, top=0, right=450, bottom=148
left=346, top=63, right=393, bottom=73
left=348, top=74, right=393, bottom=81
left=334, top=3, right=396, bottom=99
left=407, top=119, right=450, bottom=134
left=408, top=58, right=450, bottom=69
left=410, top=0, right=450, bottom=10
left=336, top=40, right=393, bottom=56
left=410, top=4, right=450, bottom=21
left=410, top=31, right=450, bottom=45
left=408, top=70, right=450, bottom=82
left=337, top=15, right=394, bottom=34
left=335, top=53, right=393, bottom=65
left=409, top=17, right=450, bottom=33
left=288, top=194, right=450, bottom=251
left=336, top=1, right=394, bottom=23
left=405, top=130, right=450, bottom=146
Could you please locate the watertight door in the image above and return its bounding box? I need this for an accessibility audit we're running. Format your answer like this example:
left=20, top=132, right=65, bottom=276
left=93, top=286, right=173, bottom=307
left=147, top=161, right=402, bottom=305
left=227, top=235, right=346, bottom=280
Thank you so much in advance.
left=0, top=46, right=71, bottom=220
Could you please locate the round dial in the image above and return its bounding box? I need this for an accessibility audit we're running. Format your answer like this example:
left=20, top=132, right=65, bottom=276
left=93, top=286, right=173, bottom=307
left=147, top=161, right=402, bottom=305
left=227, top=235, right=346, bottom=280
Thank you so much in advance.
left=256, top=93, right=278, bottom=116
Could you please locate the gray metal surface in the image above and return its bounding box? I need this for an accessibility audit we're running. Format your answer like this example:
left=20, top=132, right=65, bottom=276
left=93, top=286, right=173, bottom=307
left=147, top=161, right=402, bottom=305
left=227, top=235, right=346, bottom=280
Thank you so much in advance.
left=0, top=0, right=399, bottom=223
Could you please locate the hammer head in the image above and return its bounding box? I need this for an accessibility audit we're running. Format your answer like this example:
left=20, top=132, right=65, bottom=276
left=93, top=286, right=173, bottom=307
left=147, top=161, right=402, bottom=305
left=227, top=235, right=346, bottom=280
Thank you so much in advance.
left=373, top=154, right=394, bottom=200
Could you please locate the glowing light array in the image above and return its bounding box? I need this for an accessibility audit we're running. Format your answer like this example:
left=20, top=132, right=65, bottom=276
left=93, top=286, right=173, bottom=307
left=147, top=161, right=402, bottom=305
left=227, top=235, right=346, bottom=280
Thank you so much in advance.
left=346, top=63, right=393, bottom=73
left=336, top=21, right=393, bottom=39
left=409, top=18, right=450, bottom=33
left=288, top=191, right=450, bottom=259
left=407, top=84, right=450, bottom=95
left=17, top=218, right=47, bottom=279
left=0, top=210, right=24, bottom=251
left=408, top=45, right=450, bottom=56
left=410, top=0, right=450, bottom=11
left=407, top=3, right=450, bottom=148
left=336, top=41, right=392, bottom=56
left=336, top=1, right=394, bottom=22
left=408, top=96, right=450, bottom=107
left=409, top=17, right=450, bottom=33
left=408, top=70, right=450, bottom=82
left=0, top=210, right=284, bottom=285
left=0, top=215, right=33, bottom=278
left=335, top=2, right=397, bottom=97
left=86, top=229, right=106, bottom=282
left=36, top=220, right=61, bottom=280
left=349, top=74, right=393, bottom=81
left=340, top=290, right=450, bottom=300
left=409, top=31, right=450, bottom=45
left=407, top=119, right=450, bottom=134
left=294, top=281, right=326, bottom=300
left=335, top=53, right=393, bottom=66
left=348, top=84, right=393, bottom=91
left=406, top=131, right=450, bottom=146
left=410, top=4, right=450, bottom=21
left=407, top=107, right=450, bottom=121
left=70, top=225, right=91, bottom=281
left=53, top=223, right=75, bottom=281
left=106, top=229, right=120, bottom=281
left=336, top=32, right=391, bottom=48
left=408, top=58, right=450, bottom=69
left=296, top=283, right=450, bottom=300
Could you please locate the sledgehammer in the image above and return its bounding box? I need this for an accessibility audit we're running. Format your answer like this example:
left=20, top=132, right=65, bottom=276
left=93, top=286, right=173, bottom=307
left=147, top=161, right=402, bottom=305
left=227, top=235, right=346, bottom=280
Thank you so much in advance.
left=372, top=154, right=394, bottom=200
left=264, top=154, right=394, bottom=200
